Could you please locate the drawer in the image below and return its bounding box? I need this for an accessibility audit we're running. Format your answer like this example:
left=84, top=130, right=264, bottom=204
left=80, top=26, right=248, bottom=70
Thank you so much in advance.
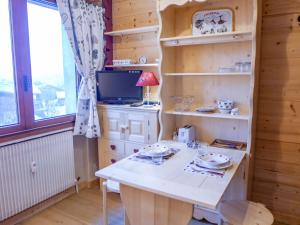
left=99, top=151, right=123, bottom=169
left=124, top=142, right=145, bottom=157
left=99, top=138, right=125, bottom=156
left=99, top=139, right=125, bottom=169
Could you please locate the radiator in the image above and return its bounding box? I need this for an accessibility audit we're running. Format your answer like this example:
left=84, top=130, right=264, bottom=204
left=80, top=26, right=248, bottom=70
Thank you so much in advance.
left=0, top=131, right=75, bottom=221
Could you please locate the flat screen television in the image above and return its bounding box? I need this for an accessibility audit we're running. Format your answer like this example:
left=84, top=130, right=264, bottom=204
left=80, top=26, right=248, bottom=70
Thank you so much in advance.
left=96, top=70, right=143, bottom=104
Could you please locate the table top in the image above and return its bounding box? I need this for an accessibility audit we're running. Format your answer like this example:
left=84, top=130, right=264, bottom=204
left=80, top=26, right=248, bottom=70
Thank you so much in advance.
left=95, top=141, right=246, bottom=210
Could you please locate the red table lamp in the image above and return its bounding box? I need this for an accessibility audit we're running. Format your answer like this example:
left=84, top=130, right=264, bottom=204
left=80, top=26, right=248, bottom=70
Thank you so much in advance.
left=136, top=72, right=159, bottom=107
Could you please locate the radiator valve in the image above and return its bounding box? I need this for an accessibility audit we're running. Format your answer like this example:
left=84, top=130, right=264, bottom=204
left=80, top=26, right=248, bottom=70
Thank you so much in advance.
left=31, top=161, right=37, bottom=174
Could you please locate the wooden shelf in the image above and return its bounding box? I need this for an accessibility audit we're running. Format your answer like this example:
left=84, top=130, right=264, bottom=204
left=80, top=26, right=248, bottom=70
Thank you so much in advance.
left=104, top=25, right=159, bottom=36
left=164, top=110, right=249, bottom=121
left=164, top=72, right=252, bottom=76
left=161, top=31, right=253, bottom=47
left=105, top=63, right=159, bottom=68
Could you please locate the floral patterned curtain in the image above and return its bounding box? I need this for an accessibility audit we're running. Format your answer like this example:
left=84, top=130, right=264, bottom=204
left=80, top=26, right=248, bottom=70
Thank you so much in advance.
left=57, top=0, right=105, bottom=138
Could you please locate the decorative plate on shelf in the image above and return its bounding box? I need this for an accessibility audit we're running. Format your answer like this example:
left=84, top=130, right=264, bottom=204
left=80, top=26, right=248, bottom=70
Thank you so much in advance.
left=192, top=9, right=233, bottom=35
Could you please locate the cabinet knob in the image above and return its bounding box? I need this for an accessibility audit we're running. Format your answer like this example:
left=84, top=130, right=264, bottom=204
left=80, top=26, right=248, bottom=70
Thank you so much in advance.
left=111, top=159, right=116, bottom=164
left=134, top=149, right=139, bottom=153
left=110, top=145, right=116, bottom=150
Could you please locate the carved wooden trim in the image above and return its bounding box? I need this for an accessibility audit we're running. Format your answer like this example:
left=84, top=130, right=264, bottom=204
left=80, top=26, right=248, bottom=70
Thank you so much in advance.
left=159, top=0, right=207, bottom=11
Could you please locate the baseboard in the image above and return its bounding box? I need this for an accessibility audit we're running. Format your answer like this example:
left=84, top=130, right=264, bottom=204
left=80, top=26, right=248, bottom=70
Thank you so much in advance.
left=0, top=187, right=76, bottom=225
left=78, top=178, right=99, bottom=190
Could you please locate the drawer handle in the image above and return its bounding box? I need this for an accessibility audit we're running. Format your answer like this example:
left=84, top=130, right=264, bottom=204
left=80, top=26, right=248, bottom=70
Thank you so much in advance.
left=133, top=149, right=139, bottom=153
left=111, top=159, right=117, bottom=164
left=110, top=145, right=116, bottom=150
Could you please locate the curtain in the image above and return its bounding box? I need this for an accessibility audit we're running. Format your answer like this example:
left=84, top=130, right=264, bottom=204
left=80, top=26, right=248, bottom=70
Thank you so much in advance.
left=57, top=0, right=105, bottom=138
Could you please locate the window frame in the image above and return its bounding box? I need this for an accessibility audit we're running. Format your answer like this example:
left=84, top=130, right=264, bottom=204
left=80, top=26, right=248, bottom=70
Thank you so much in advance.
left=0, top=0, right=76, bottom=142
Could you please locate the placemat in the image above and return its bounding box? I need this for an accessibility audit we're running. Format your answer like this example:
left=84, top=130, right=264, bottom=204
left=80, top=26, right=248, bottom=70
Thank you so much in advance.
left=184, top=160, right=226, bottom=178
left=128, top=148, right=180, bottom=165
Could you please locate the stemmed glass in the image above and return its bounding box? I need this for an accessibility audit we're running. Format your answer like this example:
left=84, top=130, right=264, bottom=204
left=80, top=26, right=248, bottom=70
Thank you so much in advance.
left=183, top=96, right=195, bottom=111
left=171, top=96, right=183, bottom=112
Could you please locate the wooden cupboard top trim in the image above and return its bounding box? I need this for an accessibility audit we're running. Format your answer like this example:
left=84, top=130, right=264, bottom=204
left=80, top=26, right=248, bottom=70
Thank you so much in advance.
left=97, top=104, right=160, bottom=113
left=104, top=25, right=159, bottom=36
left=159, top=0, right=208, bottom=11
left=95, top=141, right=246, bottom=209
left=105, top=63, right=159, bottom=68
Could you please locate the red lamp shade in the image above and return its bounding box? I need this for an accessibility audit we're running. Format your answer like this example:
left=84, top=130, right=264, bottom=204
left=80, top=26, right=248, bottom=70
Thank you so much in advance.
left=136, top=72, right=159, bottom=87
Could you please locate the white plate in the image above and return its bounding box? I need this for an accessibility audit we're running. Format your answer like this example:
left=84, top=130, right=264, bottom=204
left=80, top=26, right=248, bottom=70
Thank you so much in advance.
left=196, top=106, right=216, bottom=113
left=196, top=153, right=230, bottom=167
left=140, top=144, right=170, bottom=157
left=195, top=160, right=233, bottom=170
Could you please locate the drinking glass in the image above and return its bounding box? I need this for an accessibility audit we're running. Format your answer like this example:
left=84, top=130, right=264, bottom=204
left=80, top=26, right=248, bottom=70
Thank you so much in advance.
left=171, top=96, right=183, bottom=112
left=183, top=96, right=195, bottom=111
left=152, top=155, right=163, bottom=165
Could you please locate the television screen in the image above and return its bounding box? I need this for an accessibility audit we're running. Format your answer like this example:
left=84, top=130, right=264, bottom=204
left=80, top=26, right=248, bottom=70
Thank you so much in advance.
left=96, top=70, right=143, bottom=104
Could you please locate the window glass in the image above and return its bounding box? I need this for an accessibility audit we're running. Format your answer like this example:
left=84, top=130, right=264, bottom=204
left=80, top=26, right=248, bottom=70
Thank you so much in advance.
left=27, top=2, right=76, bottom=120
left=0, top=0, right=19, bottom=127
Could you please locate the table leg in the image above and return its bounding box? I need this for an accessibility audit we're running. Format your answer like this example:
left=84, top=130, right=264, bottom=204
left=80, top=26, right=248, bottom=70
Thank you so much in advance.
left=120, top=184, right=193, bottom=225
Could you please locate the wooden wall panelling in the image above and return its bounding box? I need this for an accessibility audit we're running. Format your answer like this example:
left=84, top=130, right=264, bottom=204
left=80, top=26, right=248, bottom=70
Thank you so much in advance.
left=112, top=0, right=158, bottom=30
left=262, top=0, right=300, bottom=16
left=110, top=0, right=160, bottom=100
left=253, top=0, right=300, bottom=224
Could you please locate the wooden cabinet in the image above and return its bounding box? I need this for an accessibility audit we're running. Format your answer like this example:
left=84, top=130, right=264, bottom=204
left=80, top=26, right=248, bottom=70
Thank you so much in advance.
left=158, top=1, right=261, bottom=220
left=97, top=104, right=160, bottom=169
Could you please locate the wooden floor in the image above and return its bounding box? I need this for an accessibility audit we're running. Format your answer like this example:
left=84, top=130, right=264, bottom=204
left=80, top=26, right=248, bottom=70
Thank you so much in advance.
left=18, top=186, right=210, bottom=225
left=19, top=186, right=124, bottom=225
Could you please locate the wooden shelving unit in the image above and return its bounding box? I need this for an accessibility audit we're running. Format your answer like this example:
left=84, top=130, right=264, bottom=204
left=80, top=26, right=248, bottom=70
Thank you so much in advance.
left=161, top=31, right=252, bottom=47
left=104, top=25, right=159, bottom=36
left=158, top=0, right=261, bottom=200
left=105, top=63, right=159, bottom=68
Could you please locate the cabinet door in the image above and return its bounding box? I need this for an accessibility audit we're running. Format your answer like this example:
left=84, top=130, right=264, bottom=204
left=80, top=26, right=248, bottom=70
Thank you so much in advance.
left=101, top=110, right=125, bottom=140
left=125, top=112, right=149, bottom=143
left=124, top=142, right=145, bottom=157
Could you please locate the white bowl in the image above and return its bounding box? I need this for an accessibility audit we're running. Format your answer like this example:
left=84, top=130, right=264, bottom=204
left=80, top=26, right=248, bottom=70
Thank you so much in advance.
left=217, top=99, right=234, bottom=110
left=140, top=144, right=170, bottom=157
left=196, top=153, right=230, bottom=167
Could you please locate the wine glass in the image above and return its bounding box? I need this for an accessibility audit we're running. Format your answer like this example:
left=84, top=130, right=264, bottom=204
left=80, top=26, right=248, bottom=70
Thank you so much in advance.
left=183, top=96, right=195, bottom=111
left=171, top=96, right=183, bottom=112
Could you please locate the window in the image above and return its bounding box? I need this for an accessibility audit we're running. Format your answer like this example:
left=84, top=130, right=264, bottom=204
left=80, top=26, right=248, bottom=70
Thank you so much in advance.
left=0, top=0, right=19, bottom=127
left=27, top=2, right=76, bottom=120
left=0, top=0, right=76, bottom=139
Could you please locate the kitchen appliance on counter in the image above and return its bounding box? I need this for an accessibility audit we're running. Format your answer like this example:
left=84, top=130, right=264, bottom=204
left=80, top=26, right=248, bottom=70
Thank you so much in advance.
left=178, top=125, right=196, bottom=143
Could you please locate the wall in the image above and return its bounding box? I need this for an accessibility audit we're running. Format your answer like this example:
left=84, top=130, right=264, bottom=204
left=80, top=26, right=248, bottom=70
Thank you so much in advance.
left=252, top=1, right=300, bottom=224
left=109, top=0, right=300, bottom=224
